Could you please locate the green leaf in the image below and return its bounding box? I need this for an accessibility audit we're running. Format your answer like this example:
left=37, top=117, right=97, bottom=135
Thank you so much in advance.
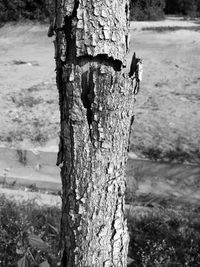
left=28, top=234, right=49, bottom=251
left=16, top=240, right=26, bottom=255
left=39, top=260, right=50, bottom=267
left=16, top=247, right=25, bottom=255
left=17, top=256, right=29, bottom=267
left=127, top=257, right=134, bottom=266
left=48, top=223, right=59, bottom=234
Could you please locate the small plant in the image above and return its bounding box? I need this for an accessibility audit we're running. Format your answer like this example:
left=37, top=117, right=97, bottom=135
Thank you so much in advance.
left=130, top=0, right=166, bottom=21
left=164, top=147, right=191, bottom=163
left=2, top=129, right=24, bottom=143
left=33, top=132, right=48, bottom=144
left=17, top=149, right=27, bottom=165
left=11, top=94, right=42, bottom=108
left=0, top=196, right=61, bottom=267
left=127, top=200, right=200, bottom=266
left=142, top=147, right=162, bottom=161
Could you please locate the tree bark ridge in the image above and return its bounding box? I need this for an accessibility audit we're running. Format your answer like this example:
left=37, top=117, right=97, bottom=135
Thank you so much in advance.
left=54, top=1, right=137, bottom=266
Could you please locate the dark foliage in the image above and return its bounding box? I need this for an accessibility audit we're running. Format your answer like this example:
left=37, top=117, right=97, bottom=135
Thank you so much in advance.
left=0, top=0, right=51, bottom=23
left=128, top=216, right=200, bottom=266
left=130, top=0, right=166, bottom=21
left=0, top=196, right=60, bottom=267
left=2, top=194, right=200, bottom=265
left=127, top=196, right=200, bottom=266
left=132, top=143, right=200, bottom=163
left=142, top=147, right=162, bottom=161
left=165, top=0, right=200, bottom=17
left=1, top=0, right=200, bottom=23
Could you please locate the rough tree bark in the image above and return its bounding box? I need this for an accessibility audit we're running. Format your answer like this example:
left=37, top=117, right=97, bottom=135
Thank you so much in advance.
left=54, top=1, right=138, bottom=266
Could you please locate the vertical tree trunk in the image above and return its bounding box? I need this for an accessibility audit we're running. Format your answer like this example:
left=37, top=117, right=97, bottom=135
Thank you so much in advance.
left=54, top=1, right=137, bottom=266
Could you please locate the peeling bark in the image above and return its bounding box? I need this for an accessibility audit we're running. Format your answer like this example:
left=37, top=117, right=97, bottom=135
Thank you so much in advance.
left=54, top=1, right=138, bottom=266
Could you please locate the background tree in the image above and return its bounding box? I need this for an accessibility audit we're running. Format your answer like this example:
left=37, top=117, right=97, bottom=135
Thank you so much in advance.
left=130, top=0, right=166, bottom=21
left=54, top=0, right=139, bottom=266
left=165, top=0, right=200, bottom=17
left=0, top=0, right=49, bottom=22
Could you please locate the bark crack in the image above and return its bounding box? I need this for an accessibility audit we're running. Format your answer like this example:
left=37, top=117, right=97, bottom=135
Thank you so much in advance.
left=79, top=54, right=122, bottom=146
left=77, top=54, right=122, bottom=72
left=81, top=70, right=95, bottom=143
left=64, top=0, right=79, bottom=62
left=127, top=115, right=134, bottom=152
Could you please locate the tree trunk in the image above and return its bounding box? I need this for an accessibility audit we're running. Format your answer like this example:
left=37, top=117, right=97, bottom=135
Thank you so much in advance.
left=54, top=1, right=137, bottom=266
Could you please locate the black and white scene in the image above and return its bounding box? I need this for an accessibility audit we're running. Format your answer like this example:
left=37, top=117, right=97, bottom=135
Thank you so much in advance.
left=0, top=0, right=200, bottom=266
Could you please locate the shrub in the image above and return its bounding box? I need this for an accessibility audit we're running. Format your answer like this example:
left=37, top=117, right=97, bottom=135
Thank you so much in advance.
left=142, top=147, right=162, bottom=161
left=165, top=0, right=200, bottom=18
left=0, top=196, right=60, bottom=266
left=128, top=203, right=200, bottom=266
left=0, top=0, right=51, bottom=23
left=164, top=147, right=191, bottom=163
left=130, top=0, right=166, bottom=21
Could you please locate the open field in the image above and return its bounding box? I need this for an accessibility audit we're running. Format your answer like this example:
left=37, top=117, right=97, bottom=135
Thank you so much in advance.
left=0, top=22, right=59, bottom=151
left=129, top=17, right=200, bottom=162
left=0, top=17, right=199, bottom=163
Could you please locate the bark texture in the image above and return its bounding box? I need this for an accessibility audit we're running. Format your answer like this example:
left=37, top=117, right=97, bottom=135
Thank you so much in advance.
left=54, top=1, right=137, bottom=266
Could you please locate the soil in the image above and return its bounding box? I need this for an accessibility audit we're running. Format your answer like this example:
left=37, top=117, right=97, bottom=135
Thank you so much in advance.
left=0, top=22, right=59, bottom=150
left=128, top=17, right=200, bottom=161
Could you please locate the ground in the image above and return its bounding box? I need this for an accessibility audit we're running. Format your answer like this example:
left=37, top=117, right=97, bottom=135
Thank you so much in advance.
left=0, top=17, right=199, bottom=163
left=129, top=17, right=200, bottom=162
left=0, top=22, right=59, bottom=151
